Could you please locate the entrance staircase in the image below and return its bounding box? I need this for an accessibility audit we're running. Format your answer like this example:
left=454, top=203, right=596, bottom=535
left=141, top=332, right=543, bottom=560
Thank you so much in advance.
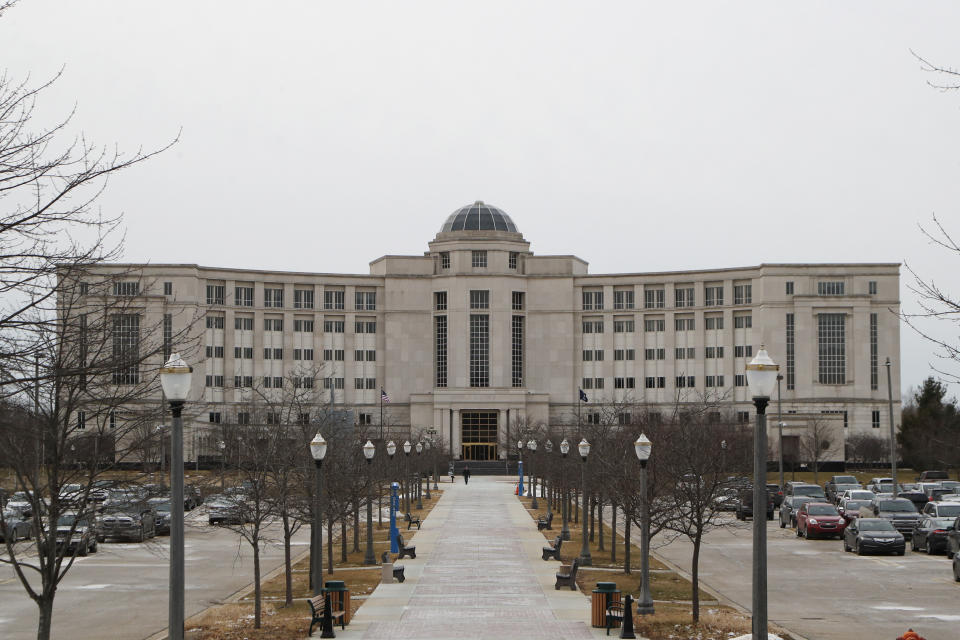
left=452, top=459, right=517, bottom=476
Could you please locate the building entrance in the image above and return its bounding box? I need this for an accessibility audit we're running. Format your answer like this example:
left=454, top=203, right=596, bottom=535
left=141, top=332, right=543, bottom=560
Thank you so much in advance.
left=461, top=411, right=498, bottom=461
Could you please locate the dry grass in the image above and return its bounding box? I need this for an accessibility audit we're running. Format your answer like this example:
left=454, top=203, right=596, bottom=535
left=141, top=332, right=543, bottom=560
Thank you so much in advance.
left=186, top=601, right=308, bottom=640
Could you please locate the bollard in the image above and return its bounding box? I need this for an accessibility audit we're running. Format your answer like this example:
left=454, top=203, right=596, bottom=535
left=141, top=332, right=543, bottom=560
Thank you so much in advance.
left=382, top=561, right=394, bottom=583
left=320, top=591, right=336, bottom=638
left=619, top=593, right=636, bottom=639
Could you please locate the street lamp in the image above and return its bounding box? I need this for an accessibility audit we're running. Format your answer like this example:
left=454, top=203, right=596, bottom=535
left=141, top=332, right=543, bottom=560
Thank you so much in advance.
left=527, top=439, right=539, bottom=509
left=633, top=433, right=654, bottom=616
left=159, top=353, right=192, bottom=640
left=309, top=433, right=327, bottom=596
left=423, top=440, right=432, bottom=499
left=386, top=441, right=398, bottom=554
left=746, top=347, right=778, bottom=640
left=560, top=438, right=571, bottom=541
left=544, top=440, right=553, bottom=522
left=217, top=440, right=226, bottom=491
left=415, top=441, right=423, bottom=509
left=517, top=439, right=525, bottom=497
left=362, top=439, right=376, bottom=565
left=402, top=440, right=412, bottom=513
left=578, top=438, right=592, bottom=566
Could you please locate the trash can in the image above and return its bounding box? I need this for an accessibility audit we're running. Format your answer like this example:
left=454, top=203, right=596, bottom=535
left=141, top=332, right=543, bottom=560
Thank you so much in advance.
left=591, top=582, right=621, bottom=628
left=324, top=580, right=351, bottom=624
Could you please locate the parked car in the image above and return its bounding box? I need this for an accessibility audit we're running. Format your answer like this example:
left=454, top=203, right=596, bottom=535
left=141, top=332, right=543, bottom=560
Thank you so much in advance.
left=844, top=518, right=905, bottom=555
left=207, top=495, right=250, bottom=525
left=946, top=516, right=960, bottom=559
left=917, top=470, right=950, bottom=482
left=780, top=495, right=816, bottom=528
left=88, top=480, right=112, bottom=504
left=148, top=498, right=171, bottom=535
left=840, top=489, right=876, bottom=503
left=838, top=499, right=872, bottom=523
left=898, top=488, right=929, bottom=512
left=784, top=483, right=827, bottom=500
left=910, top=516, right=955, bottom=555
left=100, top=503, right=156, bottom=542
left=6, top=491, right=37, bottom=518
left=860, top=497, right=921, bottom=535
left=940, top=480, right=960, bottom=491
left=921, top=502, right=960, bottom=518
left=954, top=551, right=960, bottom=582
left=44, top=512, right=99, bottom=556
left=827, top=483, right=862, bottom=504
left=185, top=484, right=203, bottom=508
left=766, top=484, right=783, bottom=508
left=714, top=487, right=739, bottom=512
left=0, top=506, right=32, bottom=542
left=736, top=488, right=774, bottom=521
left=824, top=476, right=860, bottom=503
left=866, top=478, right=903, bottom=494
left=923, top=486, right=953, bottom=503
left=796, top=502, right=846, bottom=539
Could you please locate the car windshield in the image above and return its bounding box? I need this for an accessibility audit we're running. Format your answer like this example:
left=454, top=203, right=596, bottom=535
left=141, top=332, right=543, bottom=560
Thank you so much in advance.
left=859, top=520, right=896, bottom=531
left=153, top=503, right=171, bottom=512
left=879, top=500, right=915, bottom=512
left=930, top=518, right=955, bottom=528
left=833, top=476, right=858, bottom=484
left=836, top=484, right=860, bottom=491
left=56, top=514, right=91, bottom=526
left=793, top=496, right=814, bottom=506
left=794, top=486, right=825, bottom=497
left=808, top=505, right=838, bottom=516
left=844, top=500, right=870, bottom=510
left=849, top=491, right=874, bottom=500
left=104, top=503, right=136, bottom=513
left=935, top=504, right=960, bottom=516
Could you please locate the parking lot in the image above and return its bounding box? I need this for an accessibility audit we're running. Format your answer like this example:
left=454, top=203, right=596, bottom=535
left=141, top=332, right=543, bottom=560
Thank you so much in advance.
left=655, top=514, right=960, bottom=640
left=0, top=506, right=310, bottom=640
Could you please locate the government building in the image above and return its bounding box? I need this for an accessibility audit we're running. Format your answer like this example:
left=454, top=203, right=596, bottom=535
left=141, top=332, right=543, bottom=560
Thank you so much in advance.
left=93, top=202, right=901, bottom=465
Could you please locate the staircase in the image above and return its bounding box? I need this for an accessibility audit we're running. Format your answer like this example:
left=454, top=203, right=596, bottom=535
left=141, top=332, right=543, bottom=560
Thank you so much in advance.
left=452, top=460, right=518, bottom=476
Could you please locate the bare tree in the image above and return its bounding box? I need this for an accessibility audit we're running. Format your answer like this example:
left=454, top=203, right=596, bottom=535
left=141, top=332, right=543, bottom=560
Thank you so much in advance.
left=797, top=416, right=839, bottom=485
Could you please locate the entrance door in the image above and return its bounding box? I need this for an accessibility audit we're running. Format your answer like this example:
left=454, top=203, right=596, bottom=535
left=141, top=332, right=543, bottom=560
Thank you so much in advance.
left=461, top=411, right=498, bottom=461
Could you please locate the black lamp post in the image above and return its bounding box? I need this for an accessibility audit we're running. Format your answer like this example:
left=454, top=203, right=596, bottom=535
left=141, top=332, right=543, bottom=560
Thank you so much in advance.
left=633, top=433, right=654, bottom=615
left=415, top=441, right=423, bottom=510
left=362, top=439, right=376, bottom=565
left=746, top=347, right=779, bottom=640
left=544, top=440, right=553, bottom=523
left=578, top=438, right=592, bottom=566
left=402, top=440, right=411, bottom=514
left=159, top=353, right=192, bottom=640
left=527, top=439, right=538, bottom=509
left=423, top=440, right=432, bottom=500
left=309, top=433, right=327, bottom=596
left=560, top=438, right=571, bottom=541
left=217, top=440, right=225, bottom=491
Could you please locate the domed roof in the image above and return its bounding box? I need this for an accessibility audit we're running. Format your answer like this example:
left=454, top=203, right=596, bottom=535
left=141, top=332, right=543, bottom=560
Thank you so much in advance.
left=440, top=201, right=518, bottom=233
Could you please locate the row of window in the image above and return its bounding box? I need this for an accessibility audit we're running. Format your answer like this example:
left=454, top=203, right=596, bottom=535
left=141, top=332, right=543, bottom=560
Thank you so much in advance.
left=204, top=285, right=377, bottom=310
left=581, top=314, right=752, bottom=333
left=437, top=251, right=520, bottom=270
left=209, top=347, right=376, bottom=362
left=583, top=374, right=749, bottom=390
left=582, top=284, right=752, bottom=310
left=209, top=315, right=372, bottom=334
left=206, top=375, right=364, bottom=390
left=434, top=290, right=526, bottom=311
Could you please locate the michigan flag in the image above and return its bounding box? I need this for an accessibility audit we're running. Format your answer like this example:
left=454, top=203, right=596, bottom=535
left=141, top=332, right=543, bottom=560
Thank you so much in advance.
left=579, top=388, right=588, bottom=403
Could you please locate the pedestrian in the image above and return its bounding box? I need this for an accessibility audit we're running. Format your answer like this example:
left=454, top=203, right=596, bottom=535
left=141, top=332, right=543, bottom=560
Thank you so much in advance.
left=463, top=465, right=471, bottom=485
left=897, top=629, right=925, bottom=640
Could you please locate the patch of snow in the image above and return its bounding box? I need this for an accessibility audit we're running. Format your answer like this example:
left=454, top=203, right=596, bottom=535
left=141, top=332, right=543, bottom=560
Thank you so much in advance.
left=730, top=635, right=784, bottom=640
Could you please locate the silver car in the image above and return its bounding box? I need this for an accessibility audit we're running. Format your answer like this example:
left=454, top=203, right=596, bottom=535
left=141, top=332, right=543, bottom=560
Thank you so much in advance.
left=100, top=503, right=156, bottom=542
left=1, top=507, right=32, bottom=542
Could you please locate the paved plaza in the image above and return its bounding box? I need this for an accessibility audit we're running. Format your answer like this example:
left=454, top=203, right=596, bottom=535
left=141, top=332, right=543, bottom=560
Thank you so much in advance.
left=337, top=476, right=608, bottom=640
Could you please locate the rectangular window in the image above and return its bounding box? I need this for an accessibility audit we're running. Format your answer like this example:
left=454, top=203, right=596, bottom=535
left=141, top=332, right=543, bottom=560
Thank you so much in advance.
left=644, top=348, right=666, bottom=361
left=644, top=318, right=665, bottom=332
left=675, top=376, right=695, bottom=388
left=321, top=377, right=344, bottom=390
left=163, top=282, right=173, bottom=296
left=234, top=347, right=254, bottom=359
left=674, top=347, right=695, bottom=359
left=113, top=281, right=139, bottom=296
left=434, top=291, right=447, bottom=311
left=613, top=319, right=635, bottom=333
left=235, top=316, right=253, bottom=331
left=674, top=317, right=695, bottom=331
left=322, top=349, right=344, bottom=361
left=233, top=376, right=253, bottom=388
left=786, top=313, right=795, bottom=390
left=735, top=374, right=746, bottom=387
left=294, top=348, right=314, bottom=361
left=263, top=376, right=284, bottom=389
left=614, top=348, right=635, bottom=361
left=512, top=315, right=524, bottom=387
left=205, top=346, right=225, bottom=358
left=264, top=286, right=284, bottom=308
left=734, top=284, right=752, bottom=305
left=323, top=319, right=345, bottom=333
left=294, top=289, right=315, bottom=309
left=470, top=290, right=490, bottom=310
left=163, top=313, right=172, bottom=361
left=512, top=291, right=525, bottom=311
left=355, top=291, right=376, bottom=310
left=675, top=286, right=695, bottom=308
left=818, top=313, right=846, bottom=384
left=582, top=289, right=602, bottom=310
left=613, top=289, right=634, bottom=310
left=76, top=411, right=86, bottom=430
left=323, top=290, right=345, bottom=310
left=582, top=349, right=593, bottom=361
left=786, top=281, right=794, bottom=295
left=870, top=313, right=878, bottom=391
left=293, top=319, right=314, bottom=332
left=209, top=412, right=222, bottom=424
left=734, top=315, right=752, bottom=329
left=206, top=284, right=225, bottom=305
left=644, top=376, right=665, bottom=389
left=644, top=287, right=665, bottom=309
left=705, top=375, right=725, bottom=387
left=705, top=286, right=724, bottom=306
left=737, top=411, right=750, bottom=424
left=358, top=413, right=372, bottom=426
left=205, top=315, right=225, bottom=329
left=509, top=252, right=518, bottom=269
left=112, top=314, right=140, bottom=384
left=354, top=320, right=376, bottom=333
left=734, top=345, right=753, bottom=358
left=705, top=346, right=724, bottom=358
left=440, top=252, right=450, bottom=269
left=705, top=315, right=724, bottom=330
left=582, top=319, right=603, bottom=333
left=235, top=286, right=254, bottom=307
left=817, top=281, right=845, bottom=296
left=470, top=314, right=489, bottom=387
left=204, top=375, right=224, bottom=387
left=472, top=250, right=487, bottom=268
left=872, top=410, right=880, bottom=429
left=435, top=315, right=447, bottom=388
left=869, top=280, right=877, bottom=295
left=264, top=318, right=283, bottom=331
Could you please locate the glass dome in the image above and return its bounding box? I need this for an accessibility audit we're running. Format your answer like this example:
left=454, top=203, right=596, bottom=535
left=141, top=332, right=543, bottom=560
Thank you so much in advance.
left=440, top=201, right=518, bottom=233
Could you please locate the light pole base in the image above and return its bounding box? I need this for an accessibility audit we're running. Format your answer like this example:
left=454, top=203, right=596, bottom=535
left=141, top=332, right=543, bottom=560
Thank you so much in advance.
left=578, top=553, right=592, bottom=567
left=635, top=601, right=654, bottom=616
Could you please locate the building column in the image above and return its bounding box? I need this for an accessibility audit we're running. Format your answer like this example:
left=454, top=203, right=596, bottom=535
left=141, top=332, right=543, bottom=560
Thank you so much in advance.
left=451, top=409, right=460, bottom=459
left=499, top=409, right=509, bottom=459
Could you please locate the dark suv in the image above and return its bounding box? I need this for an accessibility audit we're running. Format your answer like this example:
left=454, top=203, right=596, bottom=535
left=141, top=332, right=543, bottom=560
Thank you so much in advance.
left=736, top=488, right=774, bottom=521
left=860, top=497, right=921, bottom=535
left=784, top=483, right=827, bottom=500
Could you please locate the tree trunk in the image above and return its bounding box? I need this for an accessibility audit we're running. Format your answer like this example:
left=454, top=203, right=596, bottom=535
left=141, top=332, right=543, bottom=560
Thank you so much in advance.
left=378, top=489, right=383, bottom=528
left=327, top=515, right=334, bottom=574
left=691, top=532, right=702, bottom=623
left=589, top=495, right=596, bottom=542
left=623, top=508, right=632, bottom=574
left=253, top=535, right=262, bottom=629
left=282, top=511, right=293, bottom=607
left=574, top=488, right=579, bottom=524
left=341, top=517, right=347, bottom=563
left=610, top=503, right=617, bottom=563
left=353, top=501, right=360, bottom=552
left=37, top=596, right=54, bottom=640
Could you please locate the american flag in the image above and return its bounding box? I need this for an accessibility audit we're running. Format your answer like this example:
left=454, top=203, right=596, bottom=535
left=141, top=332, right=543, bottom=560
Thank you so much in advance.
left=381, top=388, right=390, bottom=403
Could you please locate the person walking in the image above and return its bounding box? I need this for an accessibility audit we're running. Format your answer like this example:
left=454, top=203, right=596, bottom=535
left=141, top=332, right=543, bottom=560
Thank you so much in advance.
left=463, top=465, right=471, bottom=485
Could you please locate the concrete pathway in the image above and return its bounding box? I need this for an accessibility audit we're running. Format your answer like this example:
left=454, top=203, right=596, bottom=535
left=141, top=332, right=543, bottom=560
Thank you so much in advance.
left=334, top=476, right=610, bottom=640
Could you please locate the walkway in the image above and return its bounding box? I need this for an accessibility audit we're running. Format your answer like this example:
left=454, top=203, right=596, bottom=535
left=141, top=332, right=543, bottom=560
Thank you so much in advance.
left=335, top=476, right=607, bottom=639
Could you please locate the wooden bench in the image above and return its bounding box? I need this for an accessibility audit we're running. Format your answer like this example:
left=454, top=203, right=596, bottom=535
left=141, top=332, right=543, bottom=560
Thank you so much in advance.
left=381, top=551, right=406, bottom=583
left=542, top=534, right=562, bottom=561
left=308, top=593, right=345, bottom=636
left=537, top=511, right=554, bottom=530
left=554, top=557, right=580, bottom=590
left=404, top=512, right=422, bottom=530
left=396, top=532, right=416, bottom=559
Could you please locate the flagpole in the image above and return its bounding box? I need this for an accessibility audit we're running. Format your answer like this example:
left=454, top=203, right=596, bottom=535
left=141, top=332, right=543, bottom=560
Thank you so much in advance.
left=380, top=389, right=384, bottom=441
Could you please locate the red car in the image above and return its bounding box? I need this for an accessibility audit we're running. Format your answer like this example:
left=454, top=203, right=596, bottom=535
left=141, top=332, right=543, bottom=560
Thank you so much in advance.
left=796, top=502, right=847, bottom=539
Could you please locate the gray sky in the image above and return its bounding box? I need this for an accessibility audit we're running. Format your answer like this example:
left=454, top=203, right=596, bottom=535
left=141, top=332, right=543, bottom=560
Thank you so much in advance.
left=3, top=1, right=959, bottom=395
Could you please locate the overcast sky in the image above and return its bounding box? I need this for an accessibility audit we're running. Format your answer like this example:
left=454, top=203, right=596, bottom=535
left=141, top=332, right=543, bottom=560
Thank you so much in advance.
left=2, top=1, right=959, bottom=395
